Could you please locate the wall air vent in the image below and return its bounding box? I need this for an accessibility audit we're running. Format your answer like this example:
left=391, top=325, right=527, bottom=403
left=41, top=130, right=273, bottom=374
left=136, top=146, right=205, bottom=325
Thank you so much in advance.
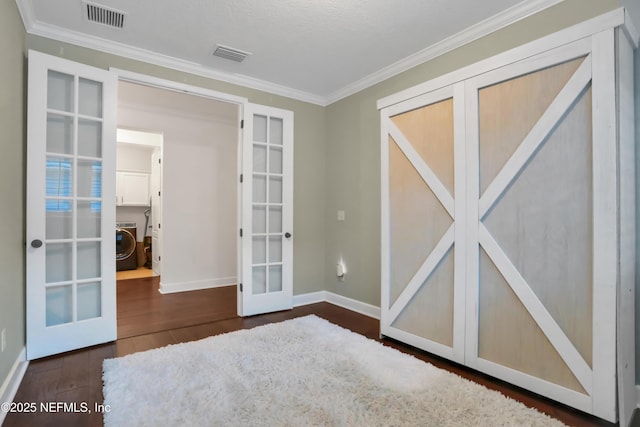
left=213, top=45, right=251, bottom=63
left=83, top=1, right=126, bottom=29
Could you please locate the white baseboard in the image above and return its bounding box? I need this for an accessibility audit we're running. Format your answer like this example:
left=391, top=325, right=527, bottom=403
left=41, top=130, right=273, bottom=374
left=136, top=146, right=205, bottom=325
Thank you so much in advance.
left=293, top=291, right=326, bottom=307
left=0, top=347, right=29, bottom=426
left=325, top=292, right=381, bottom=319
left=159, top=277, right=237, bottom=294
left=293, top=291, right=380, bottom=320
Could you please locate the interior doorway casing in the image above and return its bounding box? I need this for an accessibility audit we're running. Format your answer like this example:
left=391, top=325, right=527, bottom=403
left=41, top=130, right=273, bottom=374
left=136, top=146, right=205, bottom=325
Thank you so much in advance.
left=115, top=127, right=162, bottom=280
left=112, top=68, right=248, bottom=316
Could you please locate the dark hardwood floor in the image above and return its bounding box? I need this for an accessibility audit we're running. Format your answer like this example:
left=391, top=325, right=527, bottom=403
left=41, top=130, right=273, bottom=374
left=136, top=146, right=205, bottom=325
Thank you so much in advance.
left=116, top=276, right=237, bottom=338
left=4, top=278, right=626, bottom=426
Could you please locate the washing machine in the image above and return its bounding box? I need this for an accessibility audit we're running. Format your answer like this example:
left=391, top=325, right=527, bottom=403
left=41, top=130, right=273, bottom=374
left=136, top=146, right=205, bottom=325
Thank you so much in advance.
left=116, top=222, right=137, bottom=271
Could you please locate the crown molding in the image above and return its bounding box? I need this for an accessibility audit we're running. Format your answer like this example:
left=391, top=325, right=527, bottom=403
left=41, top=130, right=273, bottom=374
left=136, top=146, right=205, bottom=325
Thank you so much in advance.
left=19, top=14, right=326, bottom=106
left=324, top=0, right=564, bottom=105
left=377, top=8, right=626, bottom=110
left=623, top=8, right=640, bottom=48
left=15, top=0, right=35, bottom=31
left=17, top=0, right=576, bottom=107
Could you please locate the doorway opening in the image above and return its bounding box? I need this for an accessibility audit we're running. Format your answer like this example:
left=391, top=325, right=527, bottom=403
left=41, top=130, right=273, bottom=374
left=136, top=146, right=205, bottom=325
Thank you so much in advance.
left=115, top=79, right=241, bottom=338
left=115, top=127, right=161, bottom=281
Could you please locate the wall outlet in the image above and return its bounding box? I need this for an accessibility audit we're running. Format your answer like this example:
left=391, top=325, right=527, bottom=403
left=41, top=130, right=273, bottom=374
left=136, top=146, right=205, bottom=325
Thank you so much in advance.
left=1, top=329, right=5, bottom=352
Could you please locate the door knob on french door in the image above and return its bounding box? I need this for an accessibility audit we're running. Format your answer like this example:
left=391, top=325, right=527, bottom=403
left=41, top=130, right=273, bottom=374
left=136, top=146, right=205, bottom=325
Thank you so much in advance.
left=31, top=239, right=43, bottom=248
left=284, top=232, right=292, bottom=239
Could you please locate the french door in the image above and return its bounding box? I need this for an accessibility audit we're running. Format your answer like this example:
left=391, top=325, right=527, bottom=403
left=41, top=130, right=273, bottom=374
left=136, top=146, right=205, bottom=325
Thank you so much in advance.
left=381, top=34, right=624, bottom=422
left=26, top=50, right=117, bottom=360
left=240, top=104, right=294, bottom=316
left=26, top=53, right=296, bottom=356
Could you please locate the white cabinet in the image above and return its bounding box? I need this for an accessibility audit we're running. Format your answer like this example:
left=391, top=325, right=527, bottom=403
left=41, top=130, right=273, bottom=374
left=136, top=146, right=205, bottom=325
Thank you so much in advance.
left=378, top=14, right=635, bottom=425
left=116, top=171, right=150, bottom=206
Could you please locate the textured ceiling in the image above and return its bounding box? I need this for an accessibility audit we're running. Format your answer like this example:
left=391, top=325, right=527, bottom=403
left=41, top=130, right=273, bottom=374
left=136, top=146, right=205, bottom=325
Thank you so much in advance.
left=18, top=0, right=566, bottom=104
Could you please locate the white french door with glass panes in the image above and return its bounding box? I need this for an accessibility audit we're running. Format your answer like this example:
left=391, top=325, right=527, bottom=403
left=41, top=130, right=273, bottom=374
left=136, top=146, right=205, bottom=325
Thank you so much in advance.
left=240, top=104, right=293, bottom=316
left=26, top=50, right=117, bottom=360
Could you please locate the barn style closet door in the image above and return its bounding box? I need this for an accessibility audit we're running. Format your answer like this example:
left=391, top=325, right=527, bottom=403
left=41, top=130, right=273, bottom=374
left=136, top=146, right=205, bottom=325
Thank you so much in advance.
left=381, top=86, right=466, bottom=363
left=380, top=26, right=631, bottom=422
left=464, top=36, right=616, bottom=418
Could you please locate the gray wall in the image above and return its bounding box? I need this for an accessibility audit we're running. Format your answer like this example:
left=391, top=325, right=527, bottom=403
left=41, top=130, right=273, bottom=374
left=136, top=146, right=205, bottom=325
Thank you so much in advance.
left=26, top=35, right=328, bottom=299
left=0, top=0, right=26, bottom=390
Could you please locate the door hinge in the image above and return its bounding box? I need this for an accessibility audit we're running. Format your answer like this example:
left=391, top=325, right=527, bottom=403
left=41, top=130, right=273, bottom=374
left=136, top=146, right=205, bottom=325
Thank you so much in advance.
left=158, top=158, right=161, bottom=164
left=158, top=223, right=161, bottom=229
left=240, top=174, right=243, bottom=183
left=239, top=283, right=243, bottom=292
left=241, top=119, right=244, bottom=129
left=158, top=191, right=161, bottom=196
left=159, top=255, right=161, bottom=261
left=240, top=228, right=243, bottom=237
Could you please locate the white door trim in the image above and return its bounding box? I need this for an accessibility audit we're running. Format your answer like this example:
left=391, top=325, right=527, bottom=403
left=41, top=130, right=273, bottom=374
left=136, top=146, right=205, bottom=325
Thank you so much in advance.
left=589, top=28, right=619, bottom=422
left=110, top=68, right=248, bottom=106
left=615, top=26, right=637, bottom=427
left=111, top=68, right=248, bottom=316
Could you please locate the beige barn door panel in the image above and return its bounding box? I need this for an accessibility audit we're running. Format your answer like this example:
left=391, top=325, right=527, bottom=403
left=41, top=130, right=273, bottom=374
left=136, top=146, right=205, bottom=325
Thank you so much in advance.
left=464, top=39, right=616, bottom=418
left=381, top=86, right=466, bottom=363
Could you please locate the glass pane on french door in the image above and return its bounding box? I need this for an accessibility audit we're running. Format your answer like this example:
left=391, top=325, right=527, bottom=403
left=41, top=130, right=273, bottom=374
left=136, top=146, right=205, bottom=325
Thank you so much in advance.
left=44, top=69, right=104, bottom=326
left=251, top=115, right=284, bottom=294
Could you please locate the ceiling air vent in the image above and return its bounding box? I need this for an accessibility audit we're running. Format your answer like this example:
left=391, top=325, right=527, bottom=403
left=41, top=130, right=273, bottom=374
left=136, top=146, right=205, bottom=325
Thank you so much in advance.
left=213, top=45, right=251, bottom=63
left=83, top=1, right=126, bottom=29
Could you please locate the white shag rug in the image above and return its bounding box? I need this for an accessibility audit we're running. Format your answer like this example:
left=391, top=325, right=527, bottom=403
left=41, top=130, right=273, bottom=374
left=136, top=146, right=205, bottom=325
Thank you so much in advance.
left=102, top=315, right=565, bottom=426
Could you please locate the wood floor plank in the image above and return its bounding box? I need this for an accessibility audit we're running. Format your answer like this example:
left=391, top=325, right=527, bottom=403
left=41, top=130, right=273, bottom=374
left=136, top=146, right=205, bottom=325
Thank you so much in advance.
left=130, top=330, right=176, bottom=353
left=87, top=344, right=116, bottom=403
left=116, top=277, right=237, bottom=338
left=168, top=322, right=232, bottom=343
left=114, top=338, right=137, bottom=357
left=54, top=386, right=98, bottom=427
left=5, top=278, right=619, bottom=427
left=22, top=354, right=63, bottom=374
left=57, top=351, right=90, bottom=393
left=11, top=366, right=60, bottom=403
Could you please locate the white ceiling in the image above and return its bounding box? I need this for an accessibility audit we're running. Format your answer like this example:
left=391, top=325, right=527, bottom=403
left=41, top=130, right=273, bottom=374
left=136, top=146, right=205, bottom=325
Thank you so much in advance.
left=17, top=0, right=586, bottom=105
